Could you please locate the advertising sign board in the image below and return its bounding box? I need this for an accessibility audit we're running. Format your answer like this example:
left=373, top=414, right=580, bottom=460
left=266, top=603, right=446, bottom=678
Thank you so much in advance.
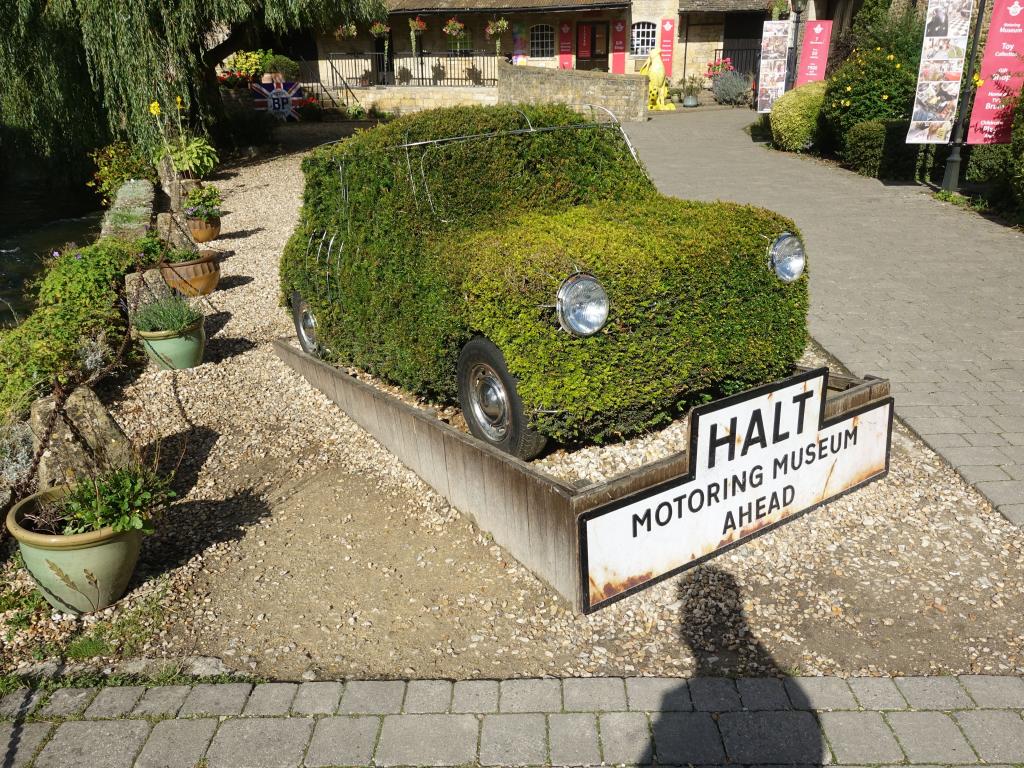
left=795, top=20, right=833, bottom=86
left=967, top=0, right=1024, bottom=144
left=612, top=19, right=627, bottom=74
left=757, top=21, right=792, bottom=112
left=559, top=22, right=574, bottom=69
left=660, top=18, right=676, bottom=77
left=578, top=23, right=593, bottom=60
left=580, top=368, right=893, bottom=612
left=907, top=0, right=976, bottom=143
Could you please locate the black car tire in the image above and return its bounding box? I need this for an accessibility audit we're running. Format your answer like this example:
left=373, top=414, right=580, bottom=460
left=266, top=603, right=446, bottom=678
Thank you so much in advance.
left=291, top=291, right=319, bottom=355
left=457, top=337, right=548, bottom=461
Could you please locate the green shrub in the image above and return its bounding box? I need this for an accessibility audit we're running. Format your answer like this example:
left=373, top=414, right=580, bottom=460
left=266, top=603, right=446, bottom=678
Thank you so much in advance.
left=88, top=142, right=156, bottom=207
left=849, top=0, right=925, bottom=68
left=822, top=48, right=917, bottom=149
left=712, top=70, right=752, bottom=106
left=264, top=54, right=300, bottom=80
left=842, top=119, right=920, bottom=179
left=0, top=238, right=155, bottom=421
left=280, top=105, right=807, bottom=441
left=770, top=81, right=827, bottom=152
left=965, top=144, right=1013, bottom=186
left=131, top=296, right=203, bottom=333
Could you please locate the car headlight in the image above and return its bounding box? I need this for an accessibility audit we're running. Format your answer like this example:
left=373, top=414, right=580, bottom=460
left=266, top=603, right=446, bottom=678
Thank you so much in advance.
left=768, top=232, right=806, bottom=283
left=556, top=273, right=609, bottom=337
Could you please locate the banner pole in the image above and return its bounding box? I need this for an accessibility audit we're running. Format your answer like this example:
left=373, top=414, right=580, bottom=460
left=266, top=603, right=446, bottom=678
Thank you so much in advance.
left=940, top=0, right=988, bottom=192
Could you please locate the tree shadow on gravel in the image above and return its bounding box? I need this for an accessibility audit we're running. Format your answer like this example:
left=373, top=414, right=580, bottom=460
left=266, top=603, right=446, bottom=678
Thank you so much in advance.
left=204, top=311, right=232, bottom=339
left=205, top=336, right=257, bottom=363
left=136, top=488, right=271, bottom=580
left=215, top=227, right=264, bottom=241
left=142, top=426, right=219, bottom=499
left=634, top=565, right=824, bottom=767
left=216, top=275, right=254, bottom=291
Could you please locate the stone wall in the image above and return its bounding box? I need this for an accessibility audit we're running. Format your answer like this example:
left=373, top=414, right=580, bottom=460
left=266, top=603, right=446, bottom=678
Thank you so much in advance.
left=496, top=61, right=647, bottom=122
left=350, top=86, right=498, bottom=115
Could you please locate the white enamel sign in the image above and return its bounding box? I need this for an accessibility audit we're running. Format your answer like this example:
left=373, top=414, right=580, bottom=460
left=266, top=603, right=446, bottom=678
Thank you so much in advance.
left=580, top=369, right=893, bottom=612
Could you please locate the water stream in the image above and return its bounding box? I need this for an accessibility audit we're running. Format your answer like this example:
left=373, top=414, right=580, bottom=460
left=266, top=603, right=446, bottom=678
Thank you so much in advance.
left=0, top=212, right=103, bottom=327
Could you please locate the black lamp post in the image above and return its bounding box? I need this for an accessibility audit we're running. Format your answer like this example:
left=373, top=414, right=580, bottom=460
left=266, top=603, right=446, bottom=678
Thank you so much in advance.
left=940, top=0, right=987, bottom=191
left=786, top=0, right=808, bottom=91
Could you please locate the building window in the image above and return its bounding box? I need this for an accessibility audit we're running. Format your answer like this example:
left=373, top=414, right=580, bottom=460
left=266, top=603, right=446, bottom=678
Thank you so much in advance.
left=630, top=21, right=657, bottom=56
left=448, top=27, right=472, bottom=53
left=530, top=24, right=555, bottom=58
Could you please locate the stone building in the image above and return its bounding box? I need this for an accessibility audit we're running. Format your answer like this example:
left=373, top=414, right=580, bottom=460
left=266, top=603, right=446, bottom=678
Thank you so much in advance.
left=293, top=0, right=862, bottom=112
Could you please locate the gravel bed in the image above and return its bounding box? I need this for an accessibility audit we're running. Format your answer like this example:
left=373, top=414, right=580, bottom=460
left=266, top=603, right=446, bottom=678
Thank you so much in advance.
left=2, top=149, right=1022, bottom=680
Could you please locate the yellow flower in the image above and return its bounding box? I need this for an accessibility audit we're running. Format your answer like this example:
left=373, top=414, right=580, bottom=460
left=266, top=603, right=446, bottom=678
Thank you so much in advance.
left=149, top=100, right=161, bottom=116
left=881, top=94, right=889, bottom=100
left=845, top=85, right=852, bottom=92
left=895, top=63, right=901, bottom=69
left=875, top=46, right=881, bottom=50
left=175, top=95, right=183, bottom=110
left=842, top=99, right=851, bottom=106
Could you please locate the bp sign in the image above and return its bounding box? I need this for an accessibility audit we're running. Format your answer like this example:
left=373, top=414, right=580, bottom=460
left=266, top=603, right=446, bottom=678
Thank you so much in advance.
left=249, top=81, right=305, bottom=121
left=580, top=368, right=893, bottom=612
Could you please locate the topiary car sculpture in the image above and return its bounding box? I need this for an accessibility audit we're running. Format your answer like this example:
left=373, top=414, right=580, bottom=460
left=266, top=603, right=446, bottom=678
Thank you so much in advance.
left=281, top=105, right=808, bottom=460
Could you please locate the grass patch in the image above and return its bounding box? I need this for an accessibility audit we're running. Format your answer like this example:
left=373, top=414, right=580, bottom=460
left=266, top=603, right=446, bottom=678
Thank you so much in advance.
left=64, top=633, right=112, bottom=661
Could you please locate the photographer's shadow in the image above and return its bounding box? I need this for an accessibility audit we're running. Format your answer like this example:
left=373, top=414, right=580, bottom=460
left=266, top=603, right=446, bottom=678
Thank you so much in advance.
left=630, top=565, right=825, bottom=766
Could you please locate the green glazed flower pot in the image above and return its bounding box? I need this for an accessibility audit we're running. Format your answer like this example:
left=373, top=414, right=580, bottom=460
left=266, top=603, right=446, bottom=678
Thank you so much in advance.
left=137, top=318, right=206, bottom=370
left=5, top=487, right=143, bottom=615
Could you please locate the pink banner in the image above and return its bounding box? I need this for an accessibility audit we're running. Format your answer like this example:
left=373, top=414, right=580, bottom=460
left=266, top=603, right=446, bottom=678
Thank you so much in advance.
left=967, top=0, right=1024, bottom=144
left=558, top=21, right=573, bottom=69
left=795, top=20, right=833, bottom=86
left=611, top=18, right=627, bottom=74
left=659, top=17, right=675, bottom=77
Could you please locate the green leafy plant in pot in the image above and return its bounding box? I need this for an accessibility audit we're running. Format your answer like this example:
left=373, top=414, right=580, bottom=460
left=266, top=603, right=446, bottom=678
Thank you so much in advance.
left=5, top=465, right=174, bottom=614
left=183, top=184, right=223, bottom=244
left=132, top=295, right=206, bottom=370
left=682, top=74, right=703, bottom=107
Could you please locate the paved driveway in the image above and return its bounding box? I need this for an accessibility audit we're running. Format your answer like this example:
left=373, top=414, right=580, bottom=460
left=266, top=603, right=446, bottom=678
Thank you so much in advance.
left=625, top=109, right=1024, bottom=524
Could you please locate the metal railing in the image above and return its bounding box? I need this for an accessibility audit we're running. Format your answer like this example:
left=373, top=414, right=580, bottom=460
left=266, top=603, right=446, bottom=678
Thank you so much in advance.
left=327, top=51, right=500, bottom=88
left=714, top=45, right=762, bottom=77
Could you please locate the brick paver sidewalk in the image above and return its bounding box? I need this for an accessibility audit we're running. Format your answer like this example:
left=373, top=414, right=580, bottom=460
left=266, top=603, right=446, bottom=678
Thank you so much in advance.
left=4, top=675, right=1024, bottom=766
left=625, top=111, right=1024, bottom=526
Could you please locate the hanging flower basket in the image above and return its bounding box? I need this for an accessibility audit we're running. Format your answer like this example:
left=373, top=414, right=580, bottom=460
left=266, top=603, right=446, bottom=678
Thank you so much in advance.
left=335, top=21, right=358, bottom=39
left=485, top=18, right=509, bottom=39
left=370, top=21, right=391, bottom=38
left=443, top=17, right=465, bottom=37
left=409, top=16, right=427, bottom=35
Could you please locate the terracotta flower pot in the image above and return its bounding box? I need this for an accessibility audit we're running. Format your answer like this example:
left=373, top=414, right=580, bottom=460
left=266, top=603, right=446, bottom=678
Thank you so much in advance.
left=6, top=487, right=143, bottom=614
left=137, top=318, right=206, bottom=370
left=187, top=217, right=221, bottom=243
left=161, top=250, right=221, bottom=296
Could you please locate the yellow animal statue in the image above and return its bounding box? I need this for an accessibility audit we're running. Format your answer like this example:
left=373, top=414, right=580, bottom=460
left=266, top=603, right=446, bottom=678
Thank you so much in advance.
left=640, top=50, right=675, bottom=111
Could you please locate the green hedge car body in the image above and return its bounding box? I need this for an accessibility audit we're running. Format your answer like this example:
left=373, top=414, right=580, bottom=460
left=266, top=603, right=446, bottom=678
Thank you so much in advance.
left=280, top=105, right=808, bottom=458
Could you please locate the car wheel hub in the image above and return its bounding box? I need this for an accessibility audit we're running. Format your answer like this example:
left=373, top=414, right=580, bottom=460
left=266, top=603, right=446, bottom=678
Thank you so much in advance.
left=297, top=301, right=317, bottom=350
left=469, top=363, right=509, bottom=442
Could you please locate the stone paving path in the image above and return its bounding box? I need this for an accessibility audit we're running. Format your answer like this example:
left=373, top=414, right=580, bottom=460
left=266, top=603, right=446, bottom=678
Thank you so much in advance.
left=624, top=110, right=1024, bottom=526
left=4, top=675, right=1024, bottom=767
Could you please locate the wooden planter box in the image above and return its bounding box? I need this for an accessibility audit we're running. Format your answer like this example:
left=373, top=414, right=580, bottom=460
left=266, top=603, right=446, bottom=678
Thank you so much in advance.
left=275, top=339, right=891, bottom=613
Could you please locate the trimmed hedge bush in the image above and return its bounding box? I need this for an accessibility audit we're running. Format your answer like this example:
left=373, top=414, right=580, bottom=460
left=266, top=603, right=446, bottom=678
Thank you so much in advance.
left=822, top=48, right=916, bottom=149
left=0, top=237, right=159, bottom=421
left=842, top=119, right=920, bottom=179
left=770, top=81, right=827, bottom=152
left=281, top=105, right=808, bottom=442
